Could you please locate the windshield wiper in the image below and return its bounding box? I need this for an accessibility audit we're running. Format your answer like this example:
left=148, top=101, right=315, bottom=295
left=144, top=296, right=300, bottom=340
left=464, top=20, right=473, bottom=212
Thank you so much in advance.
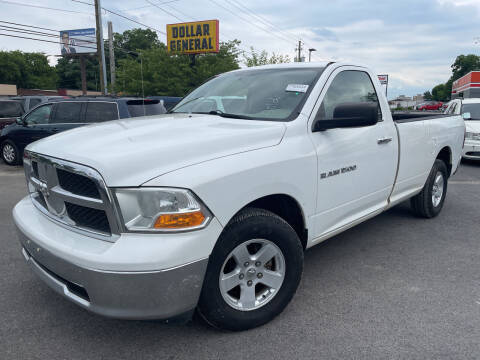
left=208, top=110, right=254, bottom=120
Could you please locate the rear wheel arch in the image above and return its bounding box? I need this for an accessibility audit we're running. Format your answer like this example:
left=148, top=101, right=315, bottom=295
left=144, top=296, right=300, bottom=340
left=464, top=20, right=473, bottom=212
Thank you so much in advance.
left=436, top=146, right=452, bottom=177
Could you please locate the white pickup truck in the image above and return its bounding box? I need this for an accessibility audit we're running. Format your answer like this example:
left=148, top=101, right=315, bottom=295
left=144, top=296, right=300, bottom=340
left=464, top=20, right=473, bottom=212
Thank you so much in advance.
left=13, top=62, right=465, bottom=331
left=445, top=98, right=480, bottom=160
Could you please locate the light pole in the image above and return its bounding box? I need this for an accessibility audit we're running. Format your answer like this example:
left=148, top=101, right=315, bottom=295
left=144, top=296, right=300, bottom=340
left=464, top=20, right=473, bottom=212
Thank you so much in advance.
left=308, top=48, right=317, bottom=62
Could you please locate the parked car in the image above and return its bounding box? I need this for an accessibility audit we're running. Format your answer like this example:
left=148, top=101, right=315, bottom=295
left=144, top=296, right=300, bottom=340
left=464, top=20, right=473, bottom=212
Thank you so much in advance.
left=444, top=98, right=480, bottom=160
left=13, top=62, right=464, bottom=331
left=417, top=101, right=443, bottom=111
left=12, top=96, right=68, bottom=112
left=1, top=97, right=166, bottom=165
left=440, top=101, right=450, bottom=112
left=148, top=96, right=182, bottom=111
left=0, top=99, right=24, bottom=130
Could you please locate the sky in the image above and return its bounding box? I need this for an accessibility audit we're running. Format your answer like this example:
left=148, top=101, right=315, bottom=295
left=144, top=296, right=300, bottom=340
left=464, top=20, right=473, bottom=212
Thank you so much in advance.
left=1, top=0, right=480, bottom=99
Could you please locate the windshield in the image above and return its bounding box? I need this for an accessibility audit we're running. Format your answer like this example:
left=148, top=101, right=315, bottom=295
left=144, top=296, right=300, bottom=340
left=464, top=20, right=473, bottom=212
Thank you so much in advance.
left=462, top=103, right=480, bottom=120
left=171, top=67, right=324, bottom=121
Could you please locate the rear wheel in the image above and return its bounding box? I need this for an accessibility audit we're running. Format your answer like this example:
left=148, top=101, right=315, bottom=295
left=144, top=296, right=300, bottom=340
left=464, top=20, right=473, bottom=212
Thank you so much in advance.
left=1, top=140, right=20, bottom=165
left=197, top=208, right=304, bottom=331
left=411, top=159, right=448, bottom=218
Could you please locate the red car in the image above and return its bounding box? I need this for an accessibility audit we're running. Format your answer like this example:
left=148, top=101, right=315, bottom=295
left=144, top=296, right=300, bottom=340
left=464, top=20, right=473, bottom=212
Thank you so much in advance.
left=418, top=101, right=443, bottom=111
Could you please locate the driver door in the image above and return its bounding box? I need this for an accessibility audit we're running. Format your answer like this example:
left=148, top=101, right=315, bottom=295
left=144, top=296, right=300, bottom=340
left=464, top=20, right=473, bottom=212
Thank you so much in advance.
left=309, top=67, right=398, bottom=241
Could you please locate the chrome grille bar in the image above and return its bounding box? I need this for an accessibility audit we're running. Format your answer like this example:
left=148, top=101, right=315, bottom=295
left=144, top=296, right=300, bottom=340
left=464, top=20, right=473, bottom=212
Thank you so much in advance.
left=24, top=152, right=120, bottom=242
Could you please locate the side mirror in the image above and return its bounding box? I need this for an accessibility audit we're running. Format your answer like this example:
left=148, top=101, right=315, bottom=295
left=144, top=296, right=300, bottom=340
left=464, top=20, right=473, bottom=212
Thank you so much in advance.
left=462, top=112, right=471, bottom=120
left=313, top=102, right=378, bottom=132
left=15, top=117, right=25, bottom=125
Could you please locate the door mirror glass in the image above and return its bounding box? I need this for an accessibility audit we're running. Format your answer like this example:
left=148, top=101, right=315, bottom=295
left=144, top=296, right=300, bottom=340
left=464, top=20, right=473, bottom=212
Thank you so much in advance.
left=313, top=102, right=378, bottom=131
left=462, top=112, right=471, bottom=120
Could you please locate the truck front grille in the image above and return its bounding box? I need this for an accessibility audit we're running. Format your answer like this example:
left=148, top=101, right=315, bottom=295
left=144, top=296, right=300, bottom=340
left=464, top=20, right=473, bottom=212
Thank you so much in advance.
left=65, top=202, right=111, bottom=234
left=24, top=153, right=119, bottom=240
left=57, top=168, right=101, bottom=199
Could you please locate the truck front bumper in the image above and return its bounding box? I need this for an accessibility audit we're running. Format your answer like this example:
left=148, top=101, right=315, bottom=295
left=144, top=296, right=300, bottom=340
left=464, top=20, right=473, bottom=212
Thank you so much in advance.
left=13, top=197, right=223, bottom=320
left=463, top=140, right=480, bottom=160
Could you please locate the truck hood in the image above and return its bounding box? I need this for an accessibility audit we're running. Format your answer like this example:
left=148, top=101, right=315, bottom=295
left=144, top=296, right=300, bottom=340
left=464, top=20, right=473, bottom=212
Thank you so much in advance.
left=27, top=113, right=287, bottom=186
left=465, top=120, right=480, bottom=133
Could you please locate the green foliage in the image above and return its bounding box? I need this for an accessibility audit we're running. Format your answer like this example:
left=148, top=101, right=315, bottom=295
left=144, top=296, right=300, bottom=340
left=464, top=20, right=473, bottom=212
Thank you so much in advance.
left=450, top=54, right=480, bottom=81
left=423, top=91, right=433, bottom=101
left=431, top=83, right=448, bottom=101
left=56, top=56, right=100, bottom=91
left=113, top=28, right=162, bottom=60
left=0, top=51, right=57, bottom=89
left=243, top=47, right=291, bottom=67
left=115, top=40, right=241, bottom=96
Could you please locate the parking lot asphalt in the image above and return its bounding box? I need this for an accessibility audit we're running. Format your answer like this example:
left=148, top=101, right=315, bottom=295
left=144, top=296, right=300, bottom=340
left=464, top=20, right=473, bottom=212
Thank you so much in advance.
left=0, top=160, right=479, bottom=359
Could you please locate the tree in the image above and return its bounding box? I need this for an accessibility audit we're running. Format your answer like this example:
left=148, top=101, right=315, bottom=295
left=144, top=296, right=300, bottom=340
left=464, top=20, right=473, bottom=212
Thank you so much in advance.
left=423, top=91, right=433, bottom=101
left=56, top=56, right=100, bottom=91
left=243, top=47, right=290, bottom=67
left=113, top=28, right=161, bottom=61
left=431, top=83, right=448, bottom=101
left=450, top=54, right=480, bottom=82
left=115, top=40, right=241, bottom=96
left=0, top=51, right=57, bottom=89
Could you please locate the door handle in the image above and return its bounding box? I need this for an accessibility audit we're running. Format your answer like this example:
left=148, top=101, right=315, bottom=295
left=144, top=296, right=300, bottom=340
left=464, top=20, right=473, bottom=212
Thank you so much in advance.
left=377, top=137, right=393, bottom=145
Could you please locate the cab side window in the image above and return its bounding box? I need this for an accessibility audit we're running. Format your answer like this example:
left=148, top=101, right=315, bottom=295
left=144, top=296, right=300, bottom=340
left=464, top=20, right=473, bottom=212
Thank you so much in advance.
left=51, top=102, right=83, bottom=124
left=85, top=102, right=119, bottom=123
left=316, top=70, right=382, bottom=122
left=24, top=104, right=53, bottom=125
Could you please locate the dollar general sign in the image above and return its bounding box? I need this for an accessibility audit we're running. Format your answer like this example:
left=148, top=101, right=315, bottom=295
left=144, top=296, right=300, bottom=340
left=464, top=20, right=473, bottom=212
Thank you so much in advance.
left=167, top=20, right=219, bottom=54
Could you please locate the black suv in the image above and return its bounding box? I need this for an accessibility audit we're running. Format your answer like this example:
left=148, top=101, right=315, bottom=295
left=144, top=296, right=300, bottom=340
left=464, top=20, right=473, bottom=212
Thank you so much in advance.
left=0, top=97, right=166, bottom=165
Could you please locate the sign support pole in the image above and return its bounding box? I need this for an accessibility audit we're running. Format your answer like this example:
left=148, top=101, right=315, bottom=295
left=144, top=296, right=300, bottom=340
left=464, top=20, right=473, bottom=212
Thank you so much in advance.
left=80, top=55, right=87, bottom=96
left=189, top=54, right=196, bottom=67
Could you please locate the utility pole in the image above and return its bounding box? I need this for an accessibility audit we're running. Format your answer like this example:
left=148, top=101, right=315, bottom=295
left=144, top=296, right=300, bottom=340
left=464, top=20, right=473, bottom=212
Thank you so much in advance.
left=295, top=40, right=303, bottom=62
left=94, top=0, right=108, bottom=95
left=108, top=21, right=115, bottom=94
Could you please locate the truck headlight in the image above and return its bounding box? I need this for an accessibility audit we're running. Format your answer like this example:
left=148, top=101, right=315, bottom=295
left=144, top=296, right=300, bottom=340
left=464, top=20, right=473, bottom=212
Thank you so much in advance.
left=114, top=188, right=212, bottom=232
left=465, top=132, right=480, bottom=140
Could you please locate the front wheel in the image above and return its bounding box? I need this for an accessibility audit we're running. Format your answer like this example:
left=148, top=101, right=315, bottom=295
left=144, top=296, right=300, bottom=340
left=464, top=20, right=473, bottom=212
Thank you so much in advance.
left=197, top=208, right=304, bottom=331
left=410, top=159, right=448, bottom=218
left=1, top=140, right=20, bottom=165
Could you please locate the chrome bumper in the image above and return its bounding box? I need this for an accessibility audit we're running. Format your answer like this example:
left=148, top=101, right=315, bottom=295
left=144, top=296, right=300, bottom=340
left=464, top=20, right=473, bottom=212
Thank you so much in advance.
left=16, top=228, right=208, bottom=320
left=463, top=141, right=480, bottom=160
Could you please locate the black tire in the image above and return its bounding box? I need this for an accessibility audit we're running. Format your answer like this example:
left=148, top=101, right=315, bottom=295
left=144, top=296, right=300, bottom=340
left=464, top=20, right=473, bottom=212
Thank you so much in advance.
left=410, top=159, right=448, bottom=218
left=197, top=208, right=304, bottom=331
left=1, top=140, right=20, bottom=166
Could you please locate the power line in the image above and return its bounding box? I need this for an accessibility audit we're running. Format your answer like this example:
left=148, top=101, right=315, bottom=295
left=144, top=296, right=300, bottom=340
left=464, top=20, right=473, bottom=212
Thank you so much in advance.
left=121, top=0, right=180, bottom=12
left=144, top=0, right=183, bottom=22
left=71, top=0, right=166, bottom=35
left=0, top=0, right=94, bottom=16
left=223, top=0, right=298, bottom=44
left=0, top=32, right=98, bottom=49
left=207, top=0, right=296, bottom=47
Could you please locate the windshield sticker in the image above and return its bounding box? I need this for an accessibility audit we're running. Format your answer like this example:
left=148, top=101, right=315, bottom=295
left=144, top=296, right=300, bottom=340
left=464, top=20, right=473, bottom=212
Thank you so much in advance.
left=286, top=84, right=309, bottom=93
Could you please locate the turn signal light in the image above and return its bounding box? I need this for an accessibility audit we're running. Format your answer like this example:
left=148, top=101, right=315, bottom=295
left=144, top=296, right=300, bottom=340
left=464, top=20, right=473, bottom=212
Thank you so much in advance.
left=153, top=211, right=206, bottom=229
